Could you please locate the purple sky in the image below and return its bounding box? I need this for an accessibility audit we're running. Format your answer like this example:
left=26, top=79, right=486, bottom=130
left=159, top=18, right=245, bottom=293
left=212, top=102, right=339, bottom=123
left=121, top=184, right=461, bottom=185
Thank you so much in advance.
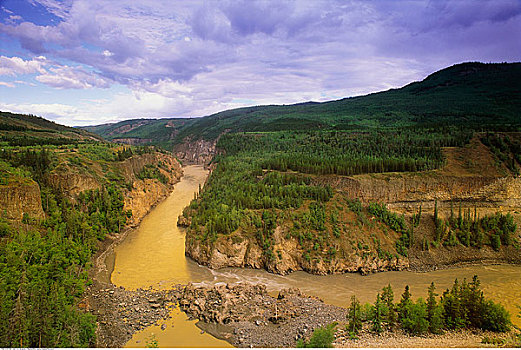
left=0, top=0, right=520, bottom=126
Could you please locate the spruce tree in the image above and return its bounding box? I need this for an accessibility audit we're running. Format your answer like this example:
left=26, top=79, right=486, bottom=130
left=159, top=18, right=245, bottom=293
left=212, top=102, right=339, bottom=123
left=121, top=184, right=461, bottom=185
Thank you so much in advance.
left=372, top=293, right=384, bottom=334
left=347, top=295, right=362, bottom=336
left=398, top=285, right=413, bottom=324
left=381, top=284, right=397, bottom=328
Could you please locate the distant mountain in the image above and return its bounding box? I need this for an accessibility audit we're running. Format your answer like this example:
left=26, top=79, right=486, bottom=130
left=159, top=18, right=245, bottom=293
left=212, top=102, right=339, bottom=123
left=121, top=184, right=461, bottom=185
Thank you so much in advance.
left=0, top=111, right=102, bottom=144
left=81, top=62, right=521, bottom=148
left=82, top=118, right=196, bottom=149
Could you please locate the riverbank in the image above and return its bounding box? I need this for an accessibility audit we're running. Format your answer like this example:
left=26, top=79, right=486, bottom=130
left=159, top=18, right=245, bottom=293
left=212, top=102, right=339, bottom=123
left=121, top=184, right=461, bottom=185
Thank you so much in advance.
left=83, top=165, right=521, bottom=348
left=84, top=281, right=183, bottom=347
left=180, top=282, right=517, bottom=348
left=84, top=166, right=185, bottom=346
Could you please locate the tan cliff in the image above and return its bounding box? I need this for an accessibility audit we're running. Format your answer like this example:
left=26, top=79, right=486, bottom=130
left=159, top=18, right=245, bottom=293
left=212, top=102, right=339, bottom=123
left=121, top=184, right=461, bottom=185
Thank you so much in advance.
left=0, top=180, right=45, bottom=221
left=119, top=153, right=183, bottom=226
left=313, top=138, right=521, bottom=217
left=48, top=165, right=100, bottom=198
left=1, top=152, right=182, bottom=228
left=186, top=224, right=409, bottom=276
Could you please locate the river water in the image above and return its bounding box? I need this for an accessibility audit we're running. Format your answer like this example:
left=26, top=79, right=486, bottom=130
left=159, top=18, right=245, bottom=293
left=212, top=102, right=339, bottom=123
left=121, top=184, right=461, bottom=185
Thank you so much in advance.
left=111, top=165, right=521, bottom=347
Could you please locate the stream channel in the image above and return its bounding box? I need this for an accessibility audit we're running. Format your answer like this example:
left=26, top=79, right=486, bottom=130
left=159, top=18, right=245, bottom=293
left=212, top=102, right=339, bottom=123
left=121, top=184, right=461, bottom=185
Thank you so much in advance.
left=108, top=165, right=521, bottom=347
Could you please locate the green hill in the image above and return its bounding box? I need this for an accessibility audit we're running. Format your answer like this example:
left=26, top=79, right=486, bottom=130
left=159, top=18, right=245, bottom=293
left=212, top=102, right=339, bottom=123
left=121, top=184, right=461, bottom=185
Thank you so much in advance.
left=82, top=118, right=196, bottom=148
left=0, top=111, right=102, bottom=146
left=81, top=62, right=521, bottom=147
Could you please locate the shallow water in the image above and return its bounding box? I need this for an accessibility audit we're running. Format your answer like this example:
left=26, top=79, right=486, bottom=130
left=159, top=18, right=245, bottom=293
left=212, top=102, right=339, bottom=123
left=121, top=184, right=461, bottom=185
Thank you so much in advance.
left=112, top=165, right=521, bottom=347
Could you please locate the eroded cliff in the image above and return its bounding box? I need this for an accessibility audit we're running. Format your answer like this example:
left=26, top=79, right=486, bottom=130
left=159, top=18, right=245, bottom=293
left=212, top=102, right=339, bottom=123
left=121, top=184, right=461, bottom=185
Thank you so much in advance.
left=122, top=153, right=183, bottom=225
left=173, top=138, right=216, bottom=165
left=0, top=180, right=45, bottom=221
left=184, top=137, right=521, bottom=275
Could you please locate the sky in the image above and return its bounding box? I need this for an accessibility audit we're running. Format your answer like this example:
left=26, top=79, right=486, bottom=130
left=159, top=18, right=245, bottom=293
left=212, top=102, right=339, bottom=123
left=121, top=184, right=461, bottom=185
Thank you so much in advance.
left=0, top=0, right=520, bottom=126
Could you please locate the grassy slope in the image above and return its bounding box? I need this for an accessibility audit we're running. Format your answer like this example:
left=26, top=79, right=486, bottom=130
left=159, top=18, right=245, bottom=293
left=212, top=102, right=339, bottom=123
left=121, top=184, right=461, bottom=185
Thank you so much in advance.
left=81, top=62, right=521, bottom=145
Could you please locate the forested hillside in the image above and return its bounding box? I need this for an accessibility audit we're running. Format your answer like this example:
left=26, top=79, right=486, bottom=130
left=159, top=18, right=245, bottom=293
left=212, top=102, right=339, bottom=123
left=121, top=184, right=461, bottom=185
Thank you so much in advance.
left=0, top=113, right=182, bottom=347
left=82, top=62, right=521, bottom=148
left=181, top=127, right=520, bottom=274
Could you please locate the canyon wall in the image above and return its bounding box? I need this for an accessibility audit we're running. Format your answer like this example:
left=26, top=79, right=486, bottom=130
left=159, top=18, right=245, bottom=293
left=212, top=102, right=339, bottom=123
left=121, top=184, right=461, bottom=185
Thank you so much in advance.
left=173, top=138, right=217, bottom=165
left=0, top=180, right=45, bottom=221
left=186, top=227, right=409, bottom=276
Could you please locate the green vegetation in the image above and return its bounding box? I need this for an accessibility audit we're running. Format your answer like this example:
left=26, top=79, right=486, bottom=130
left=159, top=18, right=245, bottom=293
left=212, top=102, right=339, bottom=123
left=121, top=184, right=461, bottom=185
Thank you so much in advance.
left=297, top=322, right=337, bottom=348
left=0, top=139, right=146, bottom=347
left=82, top=118, right=196, bottom=150
left=186, top=156, right=332, bottom=242
left=481, top=133, right=521, bottom=176
left=219, top=128, right=467, bottom=176
left=434, top=204, right=517, bottom=251
left=346, top=276, right=510, bottom=337
left=137, top=164, right=168, bottom=184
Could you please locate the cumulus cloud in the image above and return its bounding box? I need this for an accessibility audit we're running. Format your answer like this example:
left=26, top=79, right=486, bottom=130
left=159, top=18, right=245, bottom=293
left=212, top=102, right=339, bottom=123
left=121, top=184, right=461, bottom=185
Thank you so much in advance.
left=0, top=101, right=80, bottom=123
left=0, top=56, right=46, bottom=76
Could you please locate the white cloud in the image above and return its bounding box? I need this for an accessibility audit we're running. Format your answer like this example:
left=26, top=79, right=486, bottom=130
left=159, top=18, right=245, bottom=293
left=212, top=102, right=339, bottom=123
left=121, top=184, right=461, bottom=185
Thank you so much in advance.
left=0, top=81, right=15, bottom=88
left=0, top=0, right=519, bottom=125
left=0, top=56, right=46, bottom=76
left=0, top=102, right=80, bottom=122
left=35, top=65, right=112, bottom=89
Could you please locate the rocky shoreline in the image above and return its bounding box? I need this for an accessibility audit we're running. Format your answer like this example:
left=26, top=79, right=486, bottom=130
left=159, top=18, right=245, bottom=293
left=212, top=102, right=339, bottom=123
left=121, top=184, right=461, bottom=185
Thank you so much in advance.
left=179, top=283, right=347, bottom=347
left=84, top=279, right=518, bottom=348
left=83, top=281, right=183, bottom=347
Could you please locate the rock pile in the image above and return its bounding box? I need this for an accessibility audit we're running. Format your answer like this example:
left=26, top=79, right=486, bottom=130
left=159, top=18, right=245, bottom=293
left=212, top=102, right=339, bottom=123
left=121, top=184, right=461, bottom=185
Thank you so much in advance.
left=178, top=283, right=347, bottom=348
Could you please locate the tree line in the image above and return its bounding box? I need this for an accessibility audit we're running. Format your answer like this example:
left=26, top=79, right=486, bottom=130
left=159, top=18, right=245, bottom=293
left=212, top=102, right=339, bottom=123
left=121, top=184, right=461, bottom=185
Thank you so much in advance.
left=346, top=276, right=510, bottom=338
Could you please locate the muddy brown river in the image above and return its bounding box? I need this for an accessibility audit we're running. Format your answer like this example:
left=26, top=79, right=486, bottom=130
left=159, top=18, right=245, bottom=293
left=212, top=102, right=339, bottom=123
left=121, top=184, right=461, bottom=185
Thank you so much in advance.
left=111, top=165, right=521, bottom=347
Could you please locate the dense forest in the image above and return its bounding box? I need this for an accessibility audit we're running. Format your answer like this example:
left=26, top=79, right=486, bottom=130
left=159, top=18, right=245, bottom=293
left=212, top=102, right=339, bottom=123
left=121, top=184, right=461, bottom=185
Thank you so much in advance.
left=0, top=140, right=147, bottom=347
left=218, top=128, right=471, bottom=176
left=184, top=126, right=518, bottom=265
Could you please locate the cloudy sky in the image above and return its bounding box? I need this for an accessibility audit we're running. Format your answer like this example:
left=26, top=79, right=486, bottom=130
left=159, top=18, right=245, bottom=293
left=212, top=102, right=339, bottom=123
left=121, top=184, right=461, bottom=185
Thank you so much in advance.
left=0, top=0, right=520, bottom=126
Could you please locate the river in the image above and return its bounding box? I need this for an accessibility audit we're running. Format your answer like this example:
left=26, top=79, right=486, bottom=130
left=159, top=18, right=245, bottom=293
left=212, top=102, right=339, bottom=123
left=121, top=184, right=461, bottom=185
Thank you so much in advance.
left=111, top=165, right=521, bottom=347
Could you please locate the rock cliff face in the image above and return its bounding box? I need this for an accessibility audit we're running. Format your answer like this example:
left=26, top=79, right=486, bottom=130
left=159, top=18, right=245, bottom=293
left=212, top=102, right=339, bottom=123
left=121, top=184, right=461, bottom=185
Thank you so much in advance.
left=0, top=180, right=45, bottom=220
left=186, top=228, right=408, bottom=276
left=173, top=138, right=216, bottom=165
left=48, top=166, right=100, bottom=198
left=317, top=174, right=521, bottom=215
left=119, top=153, right=183, bottom=226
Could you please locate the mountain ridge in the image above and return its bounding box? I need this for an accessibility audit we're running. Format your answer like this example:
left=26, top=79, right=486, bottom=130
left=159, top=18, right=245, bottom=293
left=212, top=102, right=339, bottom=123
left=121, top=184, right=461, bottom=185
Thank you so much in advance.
left=80, top=61, right=521, bottom=150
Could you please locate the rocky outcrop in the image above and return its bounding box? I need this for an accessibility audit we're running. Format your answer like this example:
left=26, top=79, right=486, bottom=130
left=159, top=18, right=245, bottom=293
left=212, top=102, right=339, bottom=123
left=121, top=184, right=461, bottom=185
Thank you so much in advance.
left=116, top=153, right=181, bottom=183
left=124, top=178, right=175, bottom=226
left=173, top=138, right=217, bottom=165
left=186, top=228, right=408, bottom=276
left=179, top=283, right=347, bottom=348
left=0, top=180, right=45, bottom=220
left=120, top=153, right=183, bottom=226
left=48, top=166, right=100, bottom=198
